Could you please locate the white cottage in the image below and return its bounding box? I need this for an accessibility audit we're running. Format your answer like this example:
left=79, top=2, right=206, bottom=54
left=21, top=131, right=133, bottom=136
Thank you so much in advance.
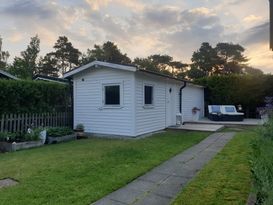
left=64, top=61, right=204, bottom=137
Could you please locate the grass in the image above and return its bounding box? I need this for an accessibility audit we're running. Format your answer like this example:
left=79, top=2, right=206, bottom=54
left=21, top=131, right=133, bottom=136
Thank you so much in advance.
left=0, top=130, right=209, bottom=205
left=172, top=129, right=258, bottom=205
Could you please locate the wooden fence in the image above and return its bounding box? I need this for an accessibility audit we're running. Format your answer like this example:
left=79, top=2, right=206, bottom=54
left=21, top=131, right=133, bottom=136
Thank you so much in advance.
left=0, top=112, right=72, bottom=133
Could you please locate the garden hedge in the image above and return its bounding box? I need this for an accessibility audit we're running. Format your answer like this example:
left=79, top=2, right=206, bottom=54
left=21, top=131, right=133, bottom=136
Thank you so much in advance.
left=0, top=80, right=71, bottom=114
left=252, top=119, right=273, bottom=205
left=196, top=75, right=273, bottom=118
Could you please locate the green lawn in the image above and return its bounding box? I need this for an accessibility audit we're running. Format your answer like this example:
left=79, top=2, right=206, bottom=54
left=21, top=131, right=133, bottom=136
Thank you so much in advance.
left=0, top=130, right=209, bottom=205
left=172, top=129, right=258, bottom=205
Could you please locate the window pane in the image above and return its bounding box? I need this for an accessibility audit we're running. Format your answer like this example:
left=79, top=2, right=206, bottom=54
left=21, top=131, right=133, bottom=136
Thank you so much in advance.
left=145, top=86, right=153, bottom=105
left=105, top=85, right=120, bottom=105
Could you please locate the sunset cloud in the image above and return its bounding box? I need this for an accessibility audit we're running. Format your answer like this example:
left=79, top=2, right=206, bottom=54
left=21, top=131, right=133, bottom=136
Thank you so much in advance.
left=243, top=15, right=263, bottom=23
left=0, top=0, right=272, bottom=73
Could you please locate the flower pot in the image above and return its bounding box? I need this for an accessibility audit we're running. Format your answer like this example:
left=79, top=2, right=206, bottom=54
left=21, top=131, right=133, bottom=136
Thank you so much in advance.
left=74, top=129, right=86, bottom=139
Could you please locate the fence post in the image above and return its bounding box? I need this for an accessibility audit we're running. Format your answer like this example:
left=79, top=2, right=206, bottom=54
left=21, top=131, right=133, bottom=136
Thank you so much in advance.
left=0, top=114, right=4, bottom=132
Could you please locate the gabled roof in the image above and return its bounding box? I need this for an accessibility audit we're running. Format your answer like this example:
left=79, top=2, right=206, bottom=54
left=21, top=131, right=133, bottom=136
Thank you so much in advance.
left=62, top=60, right=204, bottom=88
left=33, top=75, right=69, bottom=84
left=63, top=61, right=137, bottom=78
left=0, top=69, right=18, bottom=80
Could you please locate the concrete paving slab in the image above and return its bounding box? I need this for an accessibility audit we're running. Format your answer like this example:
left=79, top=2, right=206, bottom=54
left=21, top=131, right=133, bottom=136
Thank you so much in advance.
left=92, top=198, right=127, bottom=205
left=107, top=187, right=145, bottom=204
left=153, top=176, right=189, bottom=198
left=124, top=179, right=156, bottom=192
left=91, top=132, right=235, bottom=205
left=185, top=118, right=263, bottom=126
left=138, top=172, right=169, bottom=183
left=133, top=193, right=170, bottom=205
left=169, top=124, right=224, bottom=132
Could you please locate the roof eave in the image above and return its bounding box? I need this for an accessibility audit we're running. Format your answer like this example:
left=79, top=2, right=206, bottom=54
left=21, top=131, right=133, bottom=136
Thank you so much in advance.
left=63, top=61, right=137, bottom=79
left=0, top=70, right=18, bottom=80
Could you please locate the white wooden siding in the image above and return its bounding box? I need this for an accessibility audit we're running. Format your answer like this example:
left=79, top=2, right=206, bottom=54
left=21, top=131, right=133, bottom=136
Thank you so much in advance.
left=135, top=74, right=181, bottom=136
left=72, top=67, right=204, bottom=137
left=182, top=85, right=204, bottom=122
left=73, top=68, right=135, bottom=136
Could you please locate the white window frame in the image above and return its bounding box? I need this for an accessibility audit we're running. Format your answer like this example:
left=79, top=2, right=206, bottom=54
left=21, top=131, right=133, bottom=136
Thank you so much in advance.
left=143, top=83, right=154, bottom=108
left=102, top=82, right=123, bottom=108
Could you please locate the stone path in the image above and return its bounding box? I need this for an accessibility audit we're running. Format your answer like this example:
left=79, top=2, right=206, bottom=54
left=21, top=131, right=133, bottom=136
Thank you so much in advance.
left=169, top=123, right=224, bottom=132
left=92, top=132, right=235, bottom=205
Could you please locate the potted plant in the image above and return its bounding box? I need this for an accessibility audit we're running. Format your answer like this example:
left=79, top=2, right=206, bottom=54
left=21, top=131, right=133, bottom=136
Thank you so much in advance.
left=75, top=123, right=85, bottom=139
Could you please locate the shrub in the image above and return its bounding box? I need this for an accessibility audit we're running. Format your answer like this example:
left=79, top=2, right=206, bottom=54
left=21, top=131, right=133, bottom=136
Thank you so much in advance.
left=0, top=80, right=71, bottom=114
left=0, top=132, right=17, bottom=142
left=24, top=128, right=43, bottom=141
left=196, top=75, right=273, bottom=118
left=47, top=127, right=73, bottom=137
left=0, top=129, right=42, bottom=142
left=251, top=119, right=273, bottom=204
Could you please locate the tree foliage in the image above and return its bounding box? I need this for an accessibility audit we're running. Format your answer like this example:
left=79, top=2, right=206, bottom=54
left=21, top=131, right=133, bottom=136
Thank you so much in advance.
left=215, top=43, right=248, bottom=74
left=9, top=35, right=40, bottom=79
left=134, top=54, right=187, bottom=78
left=0, top=36, right=9, bottom=70
left=52, top=36, right=81, bottom=75
left=81, top=41, right=131, bottom=65
left=196, top=75, right=272, bottom=117
left=189, top=42, right=262, bottom=79
left=37, top=53, right=59, bottom=77
left=191, top=42, right=223, bottom=76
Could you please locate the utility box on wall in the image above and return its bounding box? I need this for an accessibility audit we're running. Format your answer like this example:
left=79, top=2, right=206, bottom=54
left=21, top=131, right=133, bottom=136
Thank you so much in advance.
left=176, top=113, right=182, bottom=125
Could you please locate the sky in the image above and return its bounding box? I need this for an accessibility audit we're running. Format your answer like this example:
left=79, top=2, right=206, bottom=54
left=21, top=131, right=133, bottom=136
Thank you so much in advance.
left=0, top=0, right=272, bottom=73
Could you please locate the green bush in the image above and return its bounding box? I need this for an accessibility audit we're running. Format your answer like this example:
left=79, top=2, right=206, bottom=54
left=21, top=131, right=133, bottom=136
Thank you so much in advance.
left=0, top=132, right=17, bottom=142
left=0, top=80, right=71, bottom=114
left=24, top=128, right=43, bottom=141
left=0, top=128, right=43, bottom=142
left=251, top=119, right=273, bottom=204
left=196, top=75, right=273, bottom=118
left=47, top=127, right=73, bottom=137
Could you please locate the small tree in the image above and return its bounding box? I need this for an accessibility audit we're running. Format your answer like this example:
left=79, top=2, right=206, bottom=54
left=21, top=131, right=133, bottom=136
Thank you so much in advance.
left=191, top=42, right=223, bottom=77
left=53, top=36, right=81, bottom=75
left=37, top=53, right=59, bottom=77
left=81, top=41, right=131, bottom=65
left=9, top=35, right=40, bottom=79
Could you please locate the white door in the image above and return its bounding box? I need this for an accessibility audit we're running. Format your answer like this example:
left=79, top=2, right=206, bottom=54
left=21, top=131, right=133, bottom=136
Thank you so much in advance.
left=166, top=86, right=175, bottom=127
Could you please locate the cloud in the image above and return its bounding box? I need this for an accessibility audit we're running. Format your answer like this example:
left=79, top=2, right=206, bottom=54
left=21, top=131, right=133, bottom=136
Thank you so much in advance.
left=141, top=6, right=180, bottom=27
left=243, top=15, right=263, bottom=23
left=245, top=43, right=273, bottom=73
left=85, top=0, right=110, bottom=11
left=159, top=7, right=224, bottom=61
left=0, top=0, right=272, bottom=73
left=1, top=0, right=55, bottom=19
left=84, top=0, right=144, bottom=11
left=7, top=33, right=23, bottom=43
left=241, top=22, right=269, bottom=46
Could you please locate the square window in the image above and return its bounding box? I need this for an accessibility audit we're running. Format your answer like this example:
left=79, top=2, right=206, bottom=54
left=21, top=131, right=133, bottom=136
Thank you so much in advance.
left=144, top=85, right=153, bottom=105
left=104, top=85, right=120, bottom=105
